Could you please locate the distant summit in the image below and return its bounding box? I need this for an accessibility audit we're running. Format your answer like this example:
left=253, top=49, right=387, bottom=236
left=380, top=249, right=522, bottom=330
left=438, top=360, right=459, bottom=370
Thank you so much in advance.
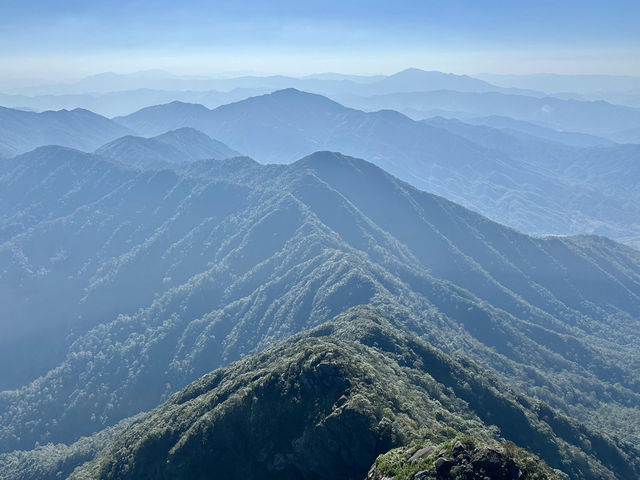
left=95, top=127, right=239, bottom=169
left=0, top=106, right=132, bottom=158
left=10, top=67, right=536, bottom=99
left=114, top=89, right=640, bottom=248
left=154, top=127, right=239, bottom=161
left=370, top=68, right=501, bottom=94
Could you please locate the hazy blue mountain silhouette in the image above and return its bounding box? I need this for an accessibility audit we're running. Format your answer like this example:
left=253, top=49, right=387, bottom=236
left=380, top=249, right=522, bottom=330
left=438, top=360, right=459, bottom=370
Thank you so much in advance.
left=0, top=67, right=552, bottom=118
left=337, top=90, right=640, bottom=135
left=610, top=126, right=640, bottom=144
left=115, top=89, right=640, bottom=247
left=460, top=114, right=614, bottom=147
left=0, top=87, right=271, bottom=117
left=0, top=106, right=132, bottom=158
left=10, top=68, right=533, bottom=97
left=95, top=127, right=239, bottom=169
left=363, top=68, right=538, bottom=95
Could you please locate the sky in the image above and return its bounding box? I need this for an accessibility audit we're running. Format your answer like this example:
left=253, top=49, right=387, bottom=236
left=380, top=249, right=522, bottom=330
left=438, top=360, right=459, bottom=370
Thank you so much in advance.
left=1, top=0, right=640, bottom=81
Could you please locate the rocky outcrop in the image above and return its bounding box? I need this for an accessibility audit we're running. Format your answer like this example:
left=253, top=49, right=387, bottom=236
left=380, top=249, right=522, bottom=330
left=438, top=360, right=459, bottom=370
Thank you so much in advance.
left=368, top=438, right=561, bottom=480
left=433, top=442, right=521, bottom=480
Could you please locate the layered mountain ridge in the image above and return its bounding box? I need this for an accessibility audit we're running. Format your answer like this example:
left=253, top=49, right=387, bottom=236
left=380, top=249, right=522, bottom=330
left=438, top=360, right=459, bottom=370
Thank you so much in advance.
left=1, top=149, right=639, bottom=480
left=2, top=89, right=639, bottom=248
left=114, top=89, right=640, bottom=248
left=0, top=106, right=131, bottom=158
left=1, top=74, right=640, bottom=480
left=95, top=127, right=239, bottom=169
left=336, top=89, right=640, bottom=136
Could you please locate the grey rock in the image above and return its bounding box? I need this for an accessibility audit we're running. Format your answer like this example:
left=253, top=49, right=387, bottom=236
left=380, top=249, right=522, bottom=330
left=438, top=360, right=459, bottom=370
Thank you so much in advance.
left=408, top=445, right=435, bottom=464
left=471, top=447, right=521, bottom=480
left=413, top=469, right=436, bottom=479
left=435, top=456, right=453, bottom=475
left=452, top=440, right=467, bottom=457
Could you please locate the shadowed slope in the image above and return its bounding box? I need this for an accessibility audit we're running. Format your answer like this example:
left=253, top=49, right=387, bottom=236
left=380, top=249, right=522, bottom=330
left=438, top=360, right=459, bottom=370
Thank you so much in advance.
left=63, top=309, right=639, bottom=480
left=0, top=106, right=132, bottom=157
left=95, top=128, right=239, bottom=169
left=1, top=150, right=639, bottom=466
left=115, top=90, right=640, bottom=247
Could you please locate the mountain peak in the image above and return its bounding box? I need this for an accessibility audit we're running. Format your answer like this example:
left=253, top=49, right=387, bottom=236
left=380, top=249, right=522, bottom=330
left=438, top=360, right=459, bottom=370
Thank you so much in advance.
left=264, top=88, right=339, bottom=104
left=372, top=68, right=498, bottom=93
left=22, top=144, right=88, bottom=156
left=392, top=67, right=441, bottom=75
left=164, top=100, right=211, bottom=111
left=393, top=68, right=474, bottom=78
left=271, top=87, right=304, bottom=95
left=214, top=88, right=346, bottom=116
left=154, top=126, right=210, bottom=140
left=15, top=145, right=102, bottom=167
left=0, top=105, right=131, bottom=156
left=94, top=126, right=239, bottom=170
left=153, top=127, right=239, bottom=160
left=295, top=150, right=352, bottom=164
left=291, top=151, right=386, bottom=179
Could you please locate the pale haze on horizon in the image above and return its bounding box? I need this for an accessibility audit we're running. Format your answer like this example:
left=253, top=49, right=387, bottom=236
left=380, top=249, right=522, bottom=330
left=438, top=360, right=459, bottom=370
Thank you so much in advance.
left=1, top=0, right=640, bottom=84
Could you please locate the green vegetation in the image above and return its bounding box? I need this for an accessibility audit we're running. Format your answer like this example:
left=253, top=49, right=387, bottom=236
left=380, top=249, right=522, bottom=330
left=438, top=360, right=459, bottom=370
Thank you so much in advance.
left=1, top=149, right=640, bottom=479
left=60, top=308, right=639, bottom=480
left=371, top=435, right=565, bottom=480
left=0, top=415, right=140, bottom=480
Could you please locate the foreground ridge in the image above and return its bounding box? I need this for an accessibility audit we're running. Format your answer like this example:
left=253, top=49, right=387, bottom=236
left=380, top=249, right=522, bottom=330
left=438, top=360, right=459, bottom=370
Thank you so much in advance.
left=47, top=307, right=638, bottom=480
left=369, top=436, right=563, bottom=480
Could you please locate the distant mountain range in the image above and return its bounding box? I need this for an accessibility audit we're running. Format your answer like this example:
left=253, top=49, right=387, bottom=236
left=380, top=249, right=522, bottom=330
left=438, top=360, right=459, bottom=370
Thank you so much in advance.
left=351, top=68, right=540, bottom=96
left=477, top=72, right=640, bottom=101
left=95, top=128, right=239, bottom=169
left=0, top=68, right=543, bottom=116
left=0, top=106, right=131, bottom=158
left=0, top=105, right=238, bottom=171
left=471, top=73, right=640, bottom=108
left=3, top=68, right=639, bottom=122
left=460, top=115, right=614, bottom=148
left=336, top=90, right=640, bottom=136
left=7, top=68, right=538, bottom=97
left=0, top=87, right=271, bottom=118
left=113, top=89, right=640, bottom=248
left=2, top=89, right=639, bottom=248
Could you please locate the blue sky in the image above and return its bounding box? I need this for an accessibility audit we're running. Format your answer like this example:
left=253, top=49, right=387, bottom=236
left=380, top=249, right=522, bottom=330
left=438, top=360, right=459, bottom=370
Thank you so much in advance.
left=1, top=0, right=639, bottom=79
